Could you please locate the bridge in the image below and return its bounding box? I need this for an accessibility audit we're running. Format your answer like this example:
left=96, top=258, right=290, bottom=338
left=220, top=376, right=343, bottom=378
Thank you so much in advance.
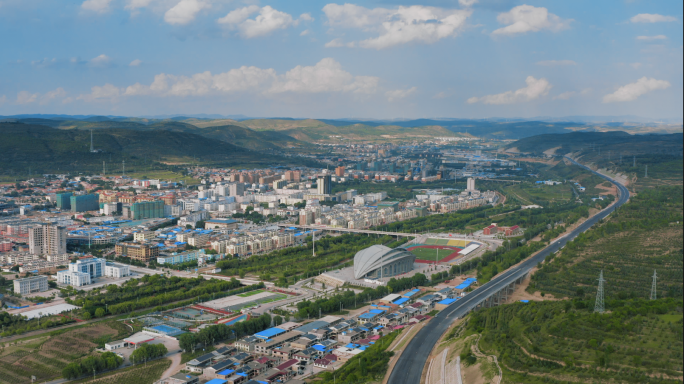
left=388, top=157, right=631, bottom=384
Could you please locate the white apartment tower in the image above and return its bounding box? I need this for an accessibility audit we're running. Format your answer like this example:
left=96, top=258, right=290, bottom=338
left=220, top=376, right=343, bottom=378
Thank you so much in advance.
left=29, top=223, right=67, bottom=256
left=466, top=178, right=476, bottom=191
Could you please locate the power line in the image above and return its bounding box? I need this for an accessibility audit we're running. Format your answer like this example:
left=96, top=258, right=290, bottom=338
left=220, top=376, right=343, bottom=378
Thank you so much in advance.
left=594, top=270, right=605, bottom=314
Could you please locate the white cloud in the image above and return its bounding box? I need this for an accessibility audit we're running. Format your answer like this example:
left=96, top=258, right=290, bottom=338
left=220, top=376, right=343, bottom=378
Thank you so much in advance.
left=164, top=0, right=209, bottom=25
left=299, top=13, right=314, bottom=22
left=31, top=58, right=58, bottom=68
left=300, top=29, right=310, bottom=36
left=129, top=59, right=143, bottom=67
left=536, top=60, right=576, bottom=66
left=81, top=0, right=113, bottom=13
left=268, top=58, right=378, bottom=94
left=89, top=54, right=113, bottom=67
left=630, top=62, right=642, bottom=69
left=553, top=91, right=575, bottom=100
left=458, top=0, right=478, bottom=6
left=40, top=88, right=71, bottom=105
left=322, top=4, right=472, bottom=49
left=467, top=76, right=552, bottom=104
left=630, top=14, right=677, bottom=23
left=0, top=95, right=7, bottom=104
left=218, top=6, right=298, bottom=38
left=324, top=38, right=355, bottom=48
left=602, top=77, right=670, bottom=103
left=81, top=58, right=381, bottom=102
left=124, top=0, right=155, bottom=12
left=432, top=91, right=448, bottom=99
left=636, top=35, right=667, bottom=41
left=79, top=84, right=122, bottom=102
left=492, top=5, right=571, bottom=36
left=16, top=91, right=39, bottom=104
left=386, top=87, right=417, bottom=102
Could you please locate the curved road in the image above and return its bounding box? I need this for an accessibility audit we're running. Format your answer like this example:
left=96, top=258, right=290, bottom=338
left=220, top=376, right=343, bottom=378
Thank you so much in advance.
left=388, top=158, right=630, bottom=384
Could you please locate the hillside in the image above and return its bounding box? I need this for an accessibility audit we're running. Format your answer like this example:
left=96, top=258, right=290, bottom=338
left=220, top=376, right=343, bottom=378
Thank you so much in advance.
left=0, top=122, right=310, bottom=177
left=459, top=298, right=683, bottom=384
left=9, top=118, right=303, bottom=151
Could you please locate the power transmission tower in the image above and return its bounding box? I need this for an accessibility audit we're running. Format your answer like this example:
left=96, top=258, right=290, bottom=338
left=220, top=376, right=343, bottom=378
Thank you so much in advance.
left=594, top=270, right=605, bottom=313
left=645, top=165, right=648, bottom=178
left=650, top=270, right=657, bottom=300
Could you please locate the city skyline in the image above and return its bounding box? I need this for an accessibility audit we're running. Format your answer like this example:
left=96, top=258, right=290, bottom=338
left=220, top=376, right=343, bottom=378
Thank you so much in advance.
left=0, top=0, right=682, bottom=119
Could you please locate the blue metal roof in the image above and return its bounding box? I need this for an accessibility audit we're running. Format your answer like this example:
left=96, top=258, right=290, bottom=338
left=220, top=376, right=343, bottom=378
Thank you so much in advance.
left=393, top=297, right=409, bottom=305
left=437, top=298, right=457, bottom=306
left=254, top=327, right=286, bottom=340
left=369, top=309, right=385, bottom=314
left=359, top=312, right=378, bottom=319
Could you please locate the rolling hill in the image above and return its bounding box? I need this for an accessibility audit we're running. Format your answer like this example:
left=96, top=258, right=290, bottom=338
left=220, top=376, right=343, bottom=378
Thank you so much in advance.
left=0, top=122, right=313, bottom=177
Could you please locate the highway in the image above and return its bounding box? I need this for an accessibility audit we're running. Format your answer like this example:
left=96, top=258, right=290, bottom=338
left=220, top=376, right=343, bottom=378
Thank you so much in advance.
left=388, top=158, right=630, bottom=384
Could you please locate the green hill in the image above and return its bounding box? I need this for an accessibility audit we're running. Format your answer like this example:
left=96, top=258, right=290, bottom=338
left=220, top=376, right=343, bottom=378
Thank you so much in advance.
left=0, top=122, right=311, bottom=177
left=460, top=298, right=683, bottom=384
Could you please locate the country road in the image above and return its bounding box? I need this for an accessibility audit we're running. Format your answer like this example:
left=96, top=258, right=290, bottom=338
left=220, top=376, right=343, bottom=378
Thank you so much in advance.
left=387, top=157, right=630, bottom=384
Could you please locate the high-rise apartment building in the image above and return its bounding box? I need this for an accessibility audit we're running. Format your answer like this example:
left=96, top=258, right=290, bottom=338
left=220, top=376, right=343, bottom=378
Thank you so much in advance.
left=29, top=223, right=67, bottom=255
left=71, top=194, right=100, bottom=212
left=317, top=175, right=332, bottom=195
left=229, top=183, right=245, bottom=197
left=467, top=178, right=476, bottom=191
left=284, top=170, right=302, bottom=182
left=55, top=193, right=72, bottom=210
left=130, top=200, right=164, bottom=219
left=335, top=166, right=345, bottom=177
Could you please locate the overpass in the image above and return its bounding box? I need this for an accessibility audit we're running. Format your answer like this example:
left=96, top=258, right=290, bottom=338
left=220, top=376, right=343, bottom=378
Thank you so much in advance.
left=388, top=157, right=631, bottom=384
left=277, top=224, right=418, bottom=237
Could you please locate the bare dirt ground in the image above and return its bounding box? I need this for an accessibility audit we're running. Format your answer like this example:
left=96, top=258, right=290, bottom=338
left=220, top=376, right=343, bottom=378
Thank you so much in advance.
left=595, top=182, right=617, bottom=196
left=461, top=362, right=487, bottom=384
left=543, top=146, right=562, bottom=157
left=161, top=352, right=182, bottom=380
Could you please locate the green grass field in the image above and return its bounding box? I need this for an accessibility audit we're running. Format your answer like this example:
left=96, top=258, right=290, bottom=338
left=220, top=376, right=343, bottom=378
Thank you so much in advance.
left=508, top=183, right=575, bottom=204
left=408, top=247, right=457, bottom=261
left=237, top=289, right=265, bottom=298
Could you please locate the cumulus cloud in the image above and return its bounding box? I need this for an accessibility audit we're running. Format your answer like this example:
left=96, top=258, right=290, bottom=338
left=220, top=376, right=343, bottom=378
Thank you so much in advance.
left=129, top=59, right=143, bottom=67
left=324, top=38, right=355, bottom=48
left=536, top=60, right=576, bottom=66
left=0, top=95, right=7, bottom=105
left=492, top=5, right=571, bottom=36
left=164, top=0, right=209, bottom=25
left=630, top=14, right=677, bottom=23
left=81, top=58, right=383, bottom=101
left=300, top=29, right=310, bottom=36
left=630, top=62, right=642, bottom=69
left=81, top=0, right=113, bottom=13
left=467, top=76, right=552, bottom=104
left=16, top=91, right=39, bottom=104
left=322, top=4, right=472, bottom=49
left=386, top=87, right=417, bottom=102
left=218, top=6, right=301, bottom=38
left=79, top=84, right=122, bottom=102
left=31, top=58, right=58, bottom=68
left=602, top=77, right=670, bottom=103
left=432, top=91, right=448, bottom=99
left=89, top=54, right=113, bottom=67
left=636, top=35, right=667, bottom=41
left=553, top=91, right=575, bottom=100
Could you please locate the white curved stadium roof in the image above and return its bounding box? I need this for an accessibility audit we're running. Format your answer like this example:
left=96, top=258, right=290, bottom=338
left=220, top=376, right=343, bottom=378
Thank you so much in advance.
left=353, top=245, right=415, bottom=279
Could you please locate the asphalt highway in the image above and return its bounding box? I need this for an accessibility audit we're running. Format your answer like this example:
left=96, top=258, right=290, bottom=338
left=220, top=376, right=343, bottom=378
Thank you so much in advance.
left=388, top=158, right=630, bottom=384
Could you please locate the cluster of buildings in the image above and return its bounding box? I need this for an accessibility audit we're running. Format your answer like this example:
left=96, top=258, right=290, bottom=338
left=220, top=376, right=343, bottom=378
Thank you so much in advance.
left=56, top=256, right=130, bottom=287
left=482, top=223, right=522, bottom=236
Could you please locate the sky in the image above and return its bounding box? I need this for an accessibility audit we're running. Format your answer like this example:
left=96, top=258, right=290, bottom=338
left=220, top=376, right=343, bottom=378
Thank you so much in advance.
left=0, top=0, right=682, bottom=119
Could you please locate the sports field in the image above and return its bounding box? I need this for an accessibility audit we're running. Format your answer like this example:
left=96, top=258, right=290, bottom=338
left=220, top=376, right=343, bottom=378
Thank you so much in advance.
left=407, top=245, right=461, bottom=263
left=237, top=289, right=265, bottom=298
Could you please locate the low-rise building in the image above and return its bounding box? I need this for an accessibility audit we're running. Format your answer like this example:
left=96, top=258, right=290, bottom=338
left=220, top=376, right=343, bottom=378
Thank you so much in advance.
left=13, top=275, right=49, bottom=295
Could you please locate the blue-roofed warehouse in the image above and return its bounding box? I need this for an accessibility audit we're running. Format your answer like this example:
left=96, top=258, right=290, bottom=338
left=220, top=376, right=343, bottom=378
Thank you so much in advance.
left=253, top=327, right=286, bottom=340
left=455, top=278, right=477, bottom=291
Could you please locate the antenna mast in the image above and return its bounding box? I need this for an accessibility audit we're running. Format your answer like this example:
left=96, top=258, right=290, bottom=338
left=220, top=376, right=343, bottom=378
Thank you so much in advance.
left=650, top=270, right=657, bottom=300
left=594, top=270, right=605, bottom=313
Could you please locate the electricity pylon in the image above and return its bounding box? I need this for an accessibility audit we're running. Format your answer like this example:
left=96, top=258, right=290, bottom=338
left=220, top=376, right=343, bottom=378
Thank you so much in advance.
left=594, top=270, right=605, bottom=314
left=650, top=270, right=657, bottom=300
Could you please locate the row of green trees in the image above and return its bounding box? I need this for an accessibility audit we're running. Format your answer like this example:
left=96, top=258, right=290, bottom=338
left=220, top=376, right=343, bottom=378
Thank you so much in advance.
left=294, top=274, right=426, bottom=319
left=178, top=314, right=272, bottom=352
left=62, top=352, right=123, bottom=379
left=131, top=343, right=168, bottom=364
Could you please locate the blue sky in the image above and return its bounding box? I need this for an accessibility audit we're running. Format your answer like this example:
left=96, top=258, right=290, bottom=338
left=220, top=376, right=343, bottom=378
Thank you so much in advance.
left=0, top=0, right=681, bottom=119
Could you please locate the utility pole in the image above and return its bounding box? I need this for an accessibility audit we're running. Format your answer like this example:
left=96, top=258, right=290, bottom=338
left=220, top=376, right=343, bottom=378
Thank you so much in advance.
left=122, top=160, right=125, bottom=177
left=650, top=270, right=657, bottom=300
left=103, top=161, right=106, bottom=177
left=594, top=270, right=605, bottom=314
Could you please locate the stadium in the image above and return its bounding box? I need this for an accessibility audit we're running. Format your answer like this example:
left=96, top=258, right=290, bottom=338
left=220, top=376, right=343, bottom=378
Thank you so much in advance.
left=353, top=245, right=416, bottom=279
left=406, top=237, right=483, bottom=264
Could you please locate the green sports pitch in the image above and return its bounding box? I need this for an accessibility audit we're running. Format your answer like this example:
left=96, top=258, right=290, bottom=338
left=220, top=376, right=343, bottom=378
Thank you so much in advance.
left=408, top=247, right=456, bottom=262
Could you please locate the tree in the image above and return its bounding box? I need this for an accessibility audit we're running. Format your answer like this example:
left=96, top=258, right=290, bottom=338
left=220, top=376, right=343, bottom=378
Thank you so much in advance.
left=94, top=308, right=105, bottom=318
left=178, top=333, right=196, bottom=352
left=82, top=311, right=92, bottom=320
